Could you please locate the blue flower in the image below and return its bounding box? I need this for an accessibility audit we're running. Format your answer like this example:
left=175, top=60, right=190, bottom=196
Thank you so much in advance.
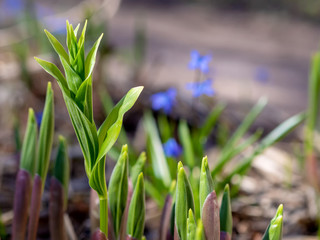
left=35, top=111, right=43, bottom=127
left=150, top=88, right=177, bottom=114
left=188, top=50, right=212, bottom=74
left=163, top=138, right=183, bottom=158
left=255, top=67, right=269, bottom=83
left=1, top=0, right=23, bottom=13
left=186, top=79, right=215, bottom=98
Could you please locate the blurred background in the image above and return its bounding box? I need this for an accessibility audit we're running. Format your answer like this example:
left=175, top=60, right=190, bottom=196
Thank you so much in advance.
left=1, top=0, right=320, bottom=239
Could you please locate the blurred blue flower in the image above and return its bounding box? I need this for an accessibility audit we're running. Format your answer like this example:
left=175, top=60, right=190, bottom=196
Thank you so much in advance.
left=35, top=111, right=43, bottom=127
left=186, top=79, right=215, bottom=98
left=150, top=88, right=177, bottom=114
left=0, top=0, right=24, bottom=21
left=188, top=50, right=212, bottom=74
left=255, top=67, right=269, bottom=83
left=163, top=138, right=182, bottom=158
left=1, top=0, right=24, bottom=13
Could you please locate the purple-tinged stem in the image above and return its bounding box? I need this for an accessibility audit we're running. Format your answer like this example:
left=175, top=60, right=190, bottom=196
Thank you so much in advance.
left=220, top=231, right=231, bottom=240
left=91, top=229, right=108, bottom=240
left=159, top=195, right=173, bottom=240
left=49, top=177, right=67, bottom=240
left=12, top=169, right=32, bottom=240
left=27, top=174, right=42, bottom=240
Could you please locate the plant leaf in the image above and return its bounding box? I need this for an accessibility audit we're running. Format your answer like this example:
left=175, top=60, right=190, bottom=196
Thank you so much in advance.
left=195, top=220, right=205, bottom=240
left=127, top=173, right=145, bottom=240
left=34, top=58, right=70, bottom=97
left=187, top=209, right=196, bottom=240
left=220, top=185, right=232, bottom=236
left=175, top=164, right=194, bottom=240
left=144, top=111, right=171, bottom=187
left=199, top=156, right=214, bottom=216
left=131, top=152, right=146, bottom=187
left=108, top=145, right=129, bottom=238
left=44, top=29, right=69, bottom=63
left=85, top=34, right=103, bottom=80
left=36, top=83, right=54, bottom=182
left=53, top=135, right=70, bottom=209
left=262, top=204, right=283, bottom=240
left=20, top=108, right=38, bottom=176
left=178, top=120, right=195, bottom=168
left=97, top=86, right=143, bottom=160
left=199, top=103, right=226, bottom=143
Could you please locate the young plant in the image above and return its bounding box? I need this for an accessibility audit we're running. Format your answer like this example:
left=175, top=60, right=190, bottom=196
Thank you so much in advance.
left=28, top=83, right=54, bottom=240
left=35, top=21, right=143, bottom=237
left=106, top=145, right=146, bottom=240
left=262, top=205, right=283, bottom=240
left=12, top=109, right=37, bottom=240
left=160, top=158, right=283, bottom=240
left=12, top=83, right=54, bottom=240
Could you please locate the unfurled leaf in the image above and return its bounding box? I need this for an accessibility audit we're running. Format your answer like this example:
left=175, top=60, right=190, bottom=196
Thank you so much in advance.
left=36, top=83, right=54, bottom=182
left=20, top=108, right=38, bottom=176
left=34, top=58, right=70, bottom=97
left=175, top=164, right=194, bottom=240
left=127, top=173, right=145, bottom=240
left=108, top=145, right=129, bottom=238
left=199, top=156, right=214, bottom=216
left=220, top=185, right=232, bottom=237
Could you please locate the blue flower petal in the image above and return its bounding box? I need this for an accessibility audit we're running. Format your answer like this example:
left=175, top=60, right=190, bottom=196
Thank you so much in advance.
left=188, top=50, right=212, bottom=74
left=186, top=79, right=215, bottom=98
left=255, top=67, right=269, bottom=83
left=150, top=88, right=177, bottom=114
left=163, top=138, right=183, bottom=158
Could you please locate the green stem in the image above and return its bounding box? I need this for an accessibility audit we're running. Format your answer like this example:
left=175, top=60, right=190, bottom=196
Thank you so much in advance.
left=99, top=198, right=108, bottom=236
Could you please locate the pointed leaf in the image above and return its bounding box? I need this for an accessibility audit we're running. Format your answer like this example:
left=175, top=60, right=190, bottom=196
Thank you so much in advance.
left=127, top=173, right=145, bottom=240
left=195, top=220, right=205, bottom=240
left=35, top=57, right=70, bottom=97
left=36, top=83, right=54, bottom=182
left=131, top=152, right=146, bottom=187
left=220, top=185, right=232, bottom=236
left=97, top=86, right=143, bottom=160
left=85, top=34, right=103, bottom=80
left=44, top=29, right=69, bottom=63
left=108, top=145, right=129, bottom=238
left=178, top=120, right=195, bottom=168
left=187, top=209, right=196, bottom=240
left=199, top=156, right=214, bottom=216
left=262, top=204, right=283, bottom=240
left=175, top=165, right=194, bottom=240
left=144, top=111, right=171, bottom=187
left=20, top=108, right=38, bottom=176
